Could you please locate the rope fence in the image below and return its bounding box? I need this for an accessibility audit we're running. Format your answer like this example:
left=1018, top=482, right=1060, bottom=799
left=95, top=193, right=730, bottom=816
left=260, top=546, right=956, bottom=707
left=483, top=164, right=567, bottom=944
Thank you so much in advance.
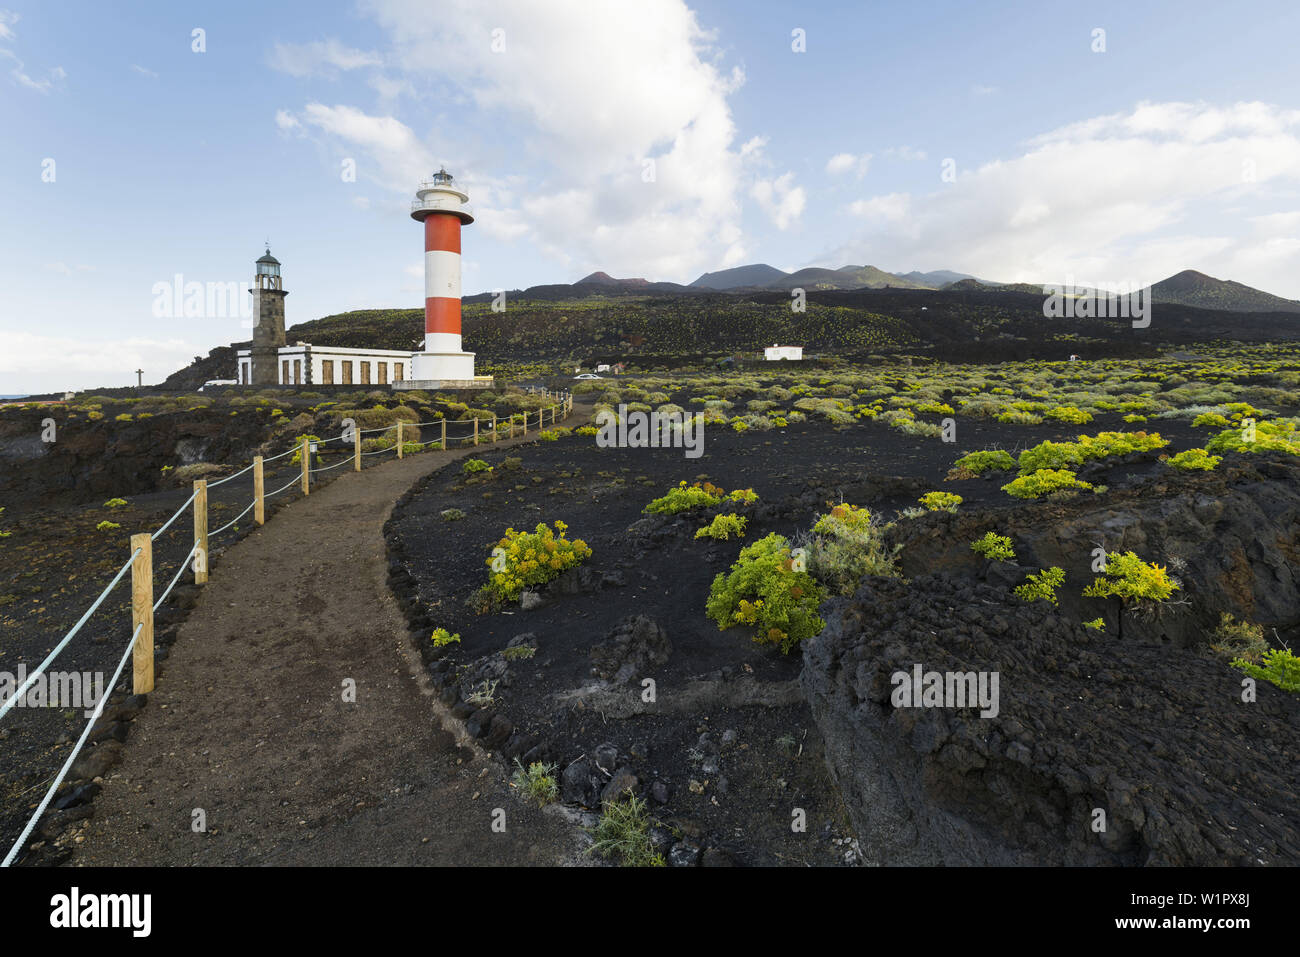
left=0, top=387, right=574, bottom=867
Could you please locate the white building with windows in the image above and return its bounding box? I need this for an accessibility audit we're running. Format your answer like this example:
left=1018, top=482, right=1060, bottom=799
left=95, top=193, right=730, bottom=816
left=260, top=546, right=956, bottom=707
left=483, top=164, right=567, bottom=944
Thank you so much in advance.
left=764, top=343, right=803, bottom=361
left=235, top=344, right=415, bottom=387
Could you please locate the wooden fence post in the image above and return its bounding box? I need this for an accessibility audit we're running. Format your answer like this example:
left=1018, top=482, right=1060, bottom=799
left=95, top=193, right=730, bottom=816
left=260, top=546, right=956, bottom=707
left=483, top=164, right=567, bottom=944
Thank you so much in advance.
left=253, top=456, right=265, bottom=526
left=441, top=419, right=447, bottom=451
left=491, top=415, right=497, bottom=443
left=130, top=533, right=154, bottom=694
left=473, top=417, right=479, bottom=446
left=510, top=415, right=516, bottom=439
left=193, top=479, right=208, bottom=586
left=523, top=411, right=528, bottom=436
left=396, top=420, right=403, bottom=459
left=300, top=436, right=310, bottom=495
left=354, top=424, right=362, bottom=471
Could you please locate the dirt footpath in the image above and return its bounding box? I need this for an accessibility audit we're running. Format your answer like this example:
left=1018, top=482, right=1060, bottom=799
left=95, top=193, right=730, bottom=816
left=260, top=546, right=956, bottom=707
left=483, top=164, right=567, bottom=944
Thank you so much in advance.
left=69, top=428, right=586, bottom=866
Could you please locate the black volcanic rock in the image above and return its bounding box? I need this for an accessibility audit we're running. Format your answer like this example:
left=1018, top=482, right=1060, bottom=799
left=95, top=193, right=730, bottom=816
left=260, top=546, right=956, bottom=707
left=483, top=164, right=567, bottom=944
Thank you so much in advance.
left=804, top=458, right=1300, bottom=866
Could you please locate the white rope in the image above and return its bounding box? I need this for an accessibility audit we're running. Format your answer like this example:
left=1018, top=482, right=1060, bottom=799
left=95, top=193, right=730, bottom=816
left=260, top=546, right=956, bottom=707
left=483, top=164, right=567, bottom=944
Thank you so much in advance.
left=309, top=455, right=355, bottom=471
left=2, top=621, right=142, bottom=868
left=210, top=499, right=256, bottom=538
left=361, top=445, right=397, bottom=456
left=262, top=445, right=298, bottom=463
left=265, top=475, right=301, bottom=499
left=154, top=541, right=201, bottom=613
left=207, top=461, right=255, bottom=487
left=0, top=548, right=140, bottom=724
left=151, top=489, right=198, bottom=541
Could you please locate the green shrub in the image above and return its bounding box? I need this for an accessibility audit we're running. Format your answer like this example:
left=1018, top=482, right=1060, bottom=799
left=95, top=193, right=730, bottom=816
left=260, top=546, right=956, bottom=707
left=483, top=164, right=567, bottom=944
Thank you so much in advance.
left=919, top=491, right=962, bottom=512
left=511, top=760, right=559, bottom=806
left=915, top=400, right=954, bottom=415
left=805, top=504, right=900, bottom=595
left=102, top=498, right=129, bottom=509
left=462, top=458, right=493, bottom=474
left=1002, top=469, right=1094, bottom=499
left=1205, top=418, right=1300, bottom=456
left=695, top=513, right=747, bottom=541
left=1014, top=567, right=1065, bottom=606
left=96, top=520, right=121, bottom=533
left=1231, top=647, right=1300, bottom=693
left=1043, top=405, right=1092, bottom=424
left=996, top=410, right=1043, bottom=425
left=587, top=795, right=665, bottom=867
left=706, top=533, right=824, bottom=654
left=1083, top=617, right=1105, bottom=631
left=1017, top=440, right=1085, bottom=473
left=484, top=521, right=592, bottom=602
left=1192, top=412, right=1230, bottom=429
left=289, top=435, right=322, bottom=466
left=953, top=449, right=1016, bottom=474
left=1082, top=551, right=1180, bottom=605
left=1166, top=448, right=1221, bottom=471
left=1210, top=613, right=1266, bottom=663
left=1016, top=432, right=1168, bottom=474
left=644, top=481, right=724, bottom=515
left=431, top=628, right=461, bottom=647
left=971, top=532, right=1015, bottom=562
left=1073, top=431, right=1169, bottom=459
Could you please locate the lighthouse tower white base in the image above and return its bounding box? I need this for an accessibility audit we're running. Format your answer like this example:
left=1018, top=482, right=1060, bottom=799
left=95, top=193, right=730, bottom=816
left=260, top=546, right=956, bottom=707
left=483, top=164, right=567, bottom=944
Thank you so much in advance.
left=410, top=350, right=476, bottom=381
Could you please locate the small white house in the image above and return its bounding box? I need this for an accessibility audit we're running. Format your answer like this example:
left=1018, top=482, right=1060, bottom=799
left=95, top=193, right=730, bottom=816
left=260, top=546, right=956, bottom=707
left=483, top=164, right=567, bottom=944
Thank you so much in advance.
left=764, top=343, right=803, bottom=361
left=235, top=344, right=415, bottom=387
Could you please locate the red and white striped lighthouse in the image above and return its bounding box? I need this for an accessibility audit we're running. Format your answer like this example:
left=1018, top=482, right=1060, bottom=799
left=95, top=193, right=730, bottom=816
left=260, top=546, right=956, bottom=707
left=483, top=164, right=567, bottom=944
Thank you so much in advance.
left=408, top=168, right=476, bottom=381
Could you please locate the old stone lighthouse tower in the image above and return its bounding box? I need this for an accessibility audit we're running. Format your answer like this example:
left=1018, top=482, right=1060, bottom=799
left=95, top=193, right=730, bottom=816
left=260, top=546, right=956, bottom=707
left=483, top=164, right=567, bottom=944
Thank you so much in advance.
left=249, top=247, right=287, bottom=386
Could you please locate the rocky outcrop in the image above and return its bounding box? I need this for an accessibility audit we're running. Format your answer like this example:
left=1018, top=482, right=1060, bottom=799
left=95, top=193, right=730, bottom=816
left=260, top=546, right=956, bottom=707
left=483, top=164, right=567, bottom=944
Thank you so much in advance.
left=803, top=572, right=1300, bottom=865
left=0, top=405, right=292, bottom=506
left=893, top=455, right=1300, bottom=647
left=589, top=614, right=671, bottom=683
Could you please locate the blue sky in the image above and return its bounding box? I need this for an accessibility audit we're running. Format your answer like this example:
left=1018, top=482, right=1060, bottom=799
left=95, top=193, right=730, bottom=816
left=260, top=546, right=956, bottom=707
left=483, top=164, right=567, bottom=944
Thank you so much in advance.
left=2, top=0, right=1299, bottom=393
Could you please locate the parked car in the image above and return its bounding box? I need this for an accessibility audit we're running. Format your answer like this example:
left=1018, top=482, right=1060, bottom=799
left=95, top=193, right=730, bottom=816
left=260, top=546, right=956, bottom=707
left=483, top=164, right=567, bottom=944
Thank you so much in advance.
left=573, top=373, right=603, bottom=380
left=198, top=379, right=237, bottom=391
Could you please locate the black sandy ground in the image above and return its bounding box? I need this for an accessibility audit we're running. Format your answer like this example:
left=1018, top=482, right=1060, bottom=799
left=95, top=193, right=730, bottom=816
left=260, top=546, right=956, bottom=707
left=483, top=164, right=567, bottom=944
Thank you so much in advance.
left=64, top=425, right=591, bottom=867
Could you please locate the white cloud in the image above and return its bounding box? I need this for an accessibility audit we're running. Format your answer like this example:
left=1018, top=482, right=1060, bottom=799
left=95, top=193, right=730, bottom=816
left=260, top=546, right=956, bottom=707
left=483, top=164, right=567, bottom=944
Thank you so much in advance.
left=971, top=84, right=997, bottom=96
left=752, top=172, right=805, bottom=230
left=848, top=192, right=910, bottom=222
left=0, top=14, right=64, bottom=93
left=829, top=101, right=1300, bottom=298
left=307, top=0, right=755, bottom=279
left=884, top=145, right=927, bottom=161
left=0, top=47, right=63, bottom=93
left=0, top=331, right=206, bottom=394
left=269, top=39, right=382, bottom=78
left=274, top=109, right=301, bottom=131
left=297, top=103, right=433, bottom=187
left=131, top=64, right=158, bottom=79
left=368, top=73, right=415, bottom=100
left=827, top=152, right=871, bottom=177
